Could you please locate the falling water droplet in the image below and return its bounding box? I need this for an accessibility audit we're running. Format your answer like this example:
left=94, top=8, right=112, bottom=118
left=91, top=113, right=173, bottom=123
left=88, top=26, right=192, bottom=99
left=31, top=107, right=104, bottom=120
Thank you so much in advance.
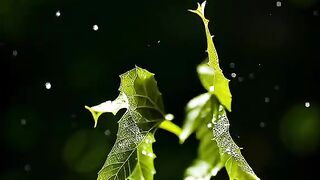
left=305, top=102, right=310, bottom=108
left=24, top=164, right=31, bottom=172
left=238, top=76, right=244, bottom=82
left=21, top=119, right=27, bottom=125
left=248, top=73, right=255, bottom=79
left=56, top=10, right=61, bottom=17
left=231, top=73, right=237, bottom=78
left=276, top=1, right=282, bottom=7
left=13, top=50, right=18, bottom=57
left=259, top=122, right=266, bottom=128
left=104, top=129, right=111, bottom=136
left=264, top=97, right=270, bottom=103
left=229, top=62, right=235, bottom=68
left=45, top=82, right=51, bottom=89
left=93, top=25, right=99, bottom=31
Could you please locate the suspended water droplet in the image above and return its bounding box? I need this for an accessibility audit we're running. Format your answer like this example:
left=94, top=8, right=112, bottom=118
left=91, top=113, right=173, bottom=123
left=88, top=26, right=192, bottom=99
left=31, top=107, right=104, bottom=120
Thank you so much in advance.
left=229, top=62, right=235, bottom=69
left=207, top=123, right=213, bottom=128
left=104, top=129, right=111, bottom=136
left=157, top=40, right=161, bottom=44
left=12, top=50, right=18, bottom=57
left=93, top=25, right=99, bottom=31
left=264, top=97, right=270, bottom=103
left=21, top=119, right=27, bottom=125
left=238, top=76, right=244, bottom=82
left=165, top=113, right=174, bottom=121
left=259, top=122, right=266, bottom=128
left=45, top=82, right=51, bottom=89
left=142, top=150, right=147, bottom=155
left=276, top=1, right=282, bottom=7
left=305, top=102, right=310, bottom=108
left=56, top=10, right=61, bottom=17
left=248, top=73, right=255, bottom=79
left=209, top=86, right=215, bottom=92
left=239, top=147, right=244, bottom=150
left=24, top=164, right=31, bottom=172
left=231, top=73, right=237, bottom=78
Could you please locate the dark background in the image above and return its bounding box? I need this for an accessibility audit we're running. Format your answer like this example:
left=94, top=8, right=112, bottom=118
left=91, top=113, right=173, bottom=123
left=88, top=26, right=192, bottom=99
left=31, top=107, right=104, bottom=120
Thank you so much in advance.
left=1, top=0, right=320, bottom=179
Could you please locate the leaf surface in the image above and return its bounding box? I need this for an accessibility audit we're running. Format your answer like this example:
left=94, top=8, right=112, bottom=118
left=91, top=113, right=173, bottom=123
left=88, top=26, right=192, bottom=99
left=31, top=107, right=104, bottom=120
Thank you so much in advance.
left=86, top=67, right=165, bottom=180
left=181, top=1, right=259, bottom=179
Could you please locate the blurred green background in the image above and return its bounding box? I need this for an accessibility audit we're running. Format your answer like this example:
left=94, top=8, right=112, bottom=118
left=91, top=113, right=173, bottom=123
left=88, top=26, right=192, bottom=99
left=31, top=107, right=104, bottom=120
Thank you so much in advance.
left=1, top=0, right=320, bottom=179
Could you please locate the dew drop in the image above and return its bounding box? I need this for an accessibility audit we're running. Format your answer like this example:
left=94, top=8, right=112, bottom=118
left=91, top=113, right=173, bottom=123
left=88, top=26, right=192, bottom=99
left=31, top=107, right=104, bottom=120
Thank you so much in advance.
left=276, top=1, right=282, bottom=7
left=264, top=97, right=270, bottom=103
left=45, top=82, right=51, bottom=89
left=165, top=113, right=174, bottom=121
left=13, top=50, right=18, bottom=57
left=259, top=122, right=266, bottom=128
left=104, top=129, right=111, bottom=136
left=231, top=73, right=237, bottom=78
left=93, top=25, right=99, bottom=31
left=147, top=152, right=154, bottom=158
left=305, top=102, right=310, bottom=108
left=209, top=86, right=215, bottom=92
left=56, top=10, right=61, bottom=17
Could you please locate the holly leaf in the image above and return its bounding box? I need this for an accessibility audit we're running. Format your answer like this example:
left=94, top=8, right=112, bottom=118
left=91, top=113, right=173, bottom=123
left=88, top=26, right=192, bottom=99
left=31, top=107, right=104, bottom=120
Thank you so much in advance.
left=190, top=1, right=232, bottom=112
left=86, top=66, right=165, bottom=180
left=181, top=93, right=224, bottom=180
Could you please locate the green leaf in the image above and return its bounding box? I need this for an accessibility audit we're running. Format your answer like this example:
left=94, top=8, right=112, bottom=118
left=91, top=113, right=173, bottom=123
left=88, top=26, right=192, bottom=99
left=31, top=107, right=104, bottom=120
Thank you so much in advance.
left=182, top=94, right=224, bottom=180
left=190, top=1, right=232, bottom=112
left=179, top=93, right=211, bottom=143
left=181, top=94, right=259, bottom=180
left=214, top=106, right=259, bottom=180
left=86, top=66, right=165, bottom=180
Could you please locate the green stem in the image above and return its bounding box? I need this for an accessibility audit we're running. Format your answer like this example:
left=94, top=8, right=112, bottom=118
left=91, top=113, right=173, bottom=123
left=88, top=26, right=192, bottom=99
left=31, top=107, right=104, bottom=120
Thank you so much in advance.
left=159, top=120, right=182, bottom=138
